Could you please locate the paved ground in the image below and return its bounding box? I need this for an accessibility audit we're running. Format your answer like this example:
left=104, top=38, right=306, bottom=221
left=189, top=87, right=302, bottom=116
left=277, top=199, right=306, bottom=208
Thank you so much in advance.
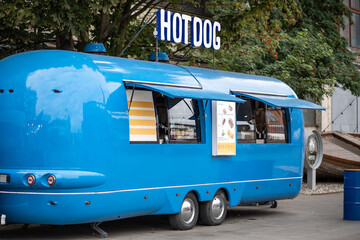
left=0, top=193, right=359, bottom=239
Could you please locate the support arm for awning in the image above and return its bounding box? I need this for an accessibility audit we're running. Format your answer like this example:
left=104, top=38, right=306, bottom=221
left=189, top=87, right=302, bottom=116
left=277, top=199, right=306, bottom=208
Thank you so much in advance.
left=128, top=84, right=136, bottom=111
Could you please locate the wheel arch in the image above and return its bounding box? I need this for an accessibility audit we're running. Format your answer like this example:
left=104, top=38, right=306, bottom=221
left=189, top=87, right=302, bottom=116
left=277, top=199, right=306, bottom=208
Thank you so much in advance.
left=217, top=187, right=230, bottom=202
left=192, top=187, right=230, bottom=203
left=189, top=190, right=201, bottom=202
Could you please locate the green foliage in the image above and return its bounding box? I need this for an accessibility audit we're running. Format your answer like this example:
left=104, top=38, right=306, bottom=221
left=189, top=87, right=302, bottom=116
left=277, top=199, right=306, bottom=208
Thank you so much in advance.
left=0, top=0, right=92, bottom=57
left=1, top=0, right=360, bottom=102
left=207, top=0, right=299, bottom=51
left=202, top=0, right=360, bottom=102
left=298, top=0, right=360, bottom=97
left=214, top=30, right=337, bottom=102
left=262, top=30, right=337, bottom=102
left=0, top=0, right=181, bottom=57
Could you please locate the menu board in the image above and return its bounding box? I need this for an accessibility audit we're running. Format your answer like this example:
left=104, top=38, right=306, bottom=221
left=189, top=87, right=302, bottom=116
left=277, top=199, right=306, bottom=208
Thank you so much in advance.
left=212, top=101, right=236, bottom=156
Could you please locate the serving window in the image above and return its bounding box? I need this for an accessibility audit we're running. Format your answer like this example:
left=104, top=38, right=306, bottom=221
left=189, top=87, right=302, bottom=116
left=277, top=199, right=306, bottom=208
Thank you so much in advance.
left=236, top=100, right=256, bottom=143
left=265, top=107, right=287, bottom=143
left=127, top=88, right=201, bottom=144
left=236, top=98, right=288, bottom=144
left=166, top=97, right=200, bottom=143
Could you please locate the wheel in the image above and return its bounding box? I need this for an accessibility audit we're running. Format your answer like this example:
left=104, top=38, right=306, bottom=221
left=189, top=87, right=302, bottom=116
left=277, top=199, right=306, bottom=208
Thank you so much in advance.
left=169, top=192, right=199, bottom=230
left=199, top=190, right=228, bottom=226
left=270, top=200, right=277, bottom=208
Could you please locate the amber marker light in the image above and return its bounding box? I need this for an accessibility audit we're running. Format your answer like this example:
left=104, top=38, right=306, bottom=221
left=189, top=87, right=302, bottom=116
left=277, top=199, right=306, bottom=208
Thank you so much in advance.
left=85, top=201, right=91, bottom=205
left=52, top=89, right=62, bottom=93
left=144, top=196, right=148, bottom=199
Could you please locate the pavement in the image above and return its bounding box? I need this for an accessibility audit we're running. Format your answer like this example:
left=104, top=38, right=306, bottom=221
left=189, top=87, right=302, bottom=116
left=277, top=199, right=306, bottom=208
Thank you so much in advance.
left=0, top=193, right=359, bottom=239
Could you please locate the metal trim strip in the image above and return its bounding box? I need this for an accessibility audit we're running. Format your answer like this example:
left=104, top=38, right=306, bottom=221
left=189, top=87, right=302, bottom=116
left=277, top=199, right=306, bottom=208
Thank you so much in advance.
left=0, top=177, right=302, bottom=195
left=123, top=79, right=202, bottom=89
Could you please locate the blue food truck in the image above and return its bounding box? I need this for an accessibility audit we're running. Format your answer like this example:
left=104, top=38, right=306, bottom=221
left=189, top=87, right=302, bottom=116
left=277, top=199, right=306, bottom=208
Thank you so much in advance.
left=0, top=50, right=323, bottom=235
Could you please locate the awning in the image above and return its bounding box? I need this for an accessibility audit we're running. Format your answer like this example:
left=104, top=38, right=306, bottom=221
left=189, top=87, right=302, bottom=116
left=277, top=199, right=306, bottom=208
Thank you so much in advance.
left=231, top=92, right=325, bottom=110
left=126, top=83, right=245, bottom=103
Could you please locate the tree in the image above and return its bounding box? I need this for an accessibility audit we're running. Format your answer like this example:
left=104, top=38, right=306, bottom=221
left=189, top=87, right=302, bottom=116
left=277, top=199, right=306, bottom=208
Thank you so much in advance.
left=297, top=0, right=360, bottom=98
left=201, top=0, right=359, bottom=102
left=91, top=0, right=172, bottom=56
left=2, top=0, right=359, bottom=103
left=207, top=0, right=298, bottom=50
left=0, top=0, right=92, bottom=56
left=0, top=0, right=178, bottom=58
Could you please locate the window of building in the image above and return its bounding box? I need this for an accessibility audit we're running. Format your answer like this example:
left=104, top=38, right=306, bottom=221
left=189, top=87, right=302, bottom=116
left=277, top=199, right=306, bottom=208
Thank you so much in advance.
left=236, top=98, right=288, bottom=144
left=340, top=16, right=350, bottom=45
left=351, top=13, right=360, bottom=48
left=127, top=88, right=201, bottom=144
left=351, top=0, right=360, bottom=10
left=342, top=0, right=360, bottom=48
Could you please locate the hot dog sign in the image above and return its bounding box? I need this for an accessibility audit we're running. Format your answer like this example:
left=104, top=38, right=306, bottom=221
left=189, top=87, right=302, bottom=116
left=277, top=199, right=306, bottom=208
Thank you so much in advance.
left=157, top=9, right=221, bottom=50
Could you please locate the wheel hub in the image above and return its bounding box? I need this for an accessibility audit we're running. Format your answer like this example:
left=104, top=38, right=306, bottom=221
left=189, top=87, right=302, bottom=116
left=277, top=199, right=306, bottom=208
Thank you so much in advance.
left=181, top=198, right=195, bottom=224
left=211, top=196, right=224, bottom=220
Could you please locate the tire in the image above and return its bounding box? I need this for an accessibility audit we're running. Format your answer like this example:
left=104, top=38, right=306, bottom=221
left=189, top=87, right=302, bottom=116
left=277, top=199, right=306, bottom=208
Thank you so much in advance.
left=169, top=192, right=199, bottom=230
left=270, top=200, right=278, bottom=208
left=199, top=190, right=228, bottom=226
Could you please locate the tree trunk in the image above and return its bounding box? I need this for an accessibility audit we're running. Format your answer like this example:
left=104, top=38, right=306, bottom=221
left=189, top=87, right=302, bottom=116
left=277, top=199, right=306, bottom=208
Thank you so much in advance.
left=114, top=19, right=129, bottom=56
left=56, top=34, right=74, bottom=50
left=76, top=38, right=88, bottom=53
left=98, top=11, right=111, bottom=43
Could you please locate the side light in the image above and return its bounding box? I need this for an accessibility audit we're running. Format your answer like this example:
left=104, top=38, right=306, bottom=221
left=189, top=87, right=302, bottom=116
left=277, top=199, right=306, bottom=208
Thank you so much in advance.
left=27, top=174, right=36, bottom=186
left=47, top=175, right=56, bottom=186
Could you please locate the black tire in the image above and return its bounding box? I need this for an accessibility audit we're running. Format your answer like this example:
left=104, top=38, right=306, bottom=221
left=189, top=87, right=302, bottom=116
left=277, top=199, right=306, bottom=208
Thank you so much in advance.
left=199, top=190, right=228, bottom=226
left=169, top=192, right=199, bottom=230
left=270, top=200, right=278, bottom=208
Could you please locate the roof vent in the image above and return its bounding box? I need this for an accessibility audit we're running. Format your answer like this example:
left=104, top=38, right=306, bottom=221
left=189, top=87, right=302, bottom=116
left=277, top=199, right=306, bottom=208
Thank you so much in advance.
left=148, top=52, right=169, bottom=63
left=83, top=43, right=107, bottom=54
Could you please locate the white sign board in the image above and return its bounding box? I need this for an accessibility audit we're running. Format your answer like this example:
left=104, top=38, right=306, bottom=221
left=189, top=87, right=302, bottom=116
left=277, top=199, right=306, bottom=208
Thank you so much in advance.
left=212, top=101, right=236, bottom=156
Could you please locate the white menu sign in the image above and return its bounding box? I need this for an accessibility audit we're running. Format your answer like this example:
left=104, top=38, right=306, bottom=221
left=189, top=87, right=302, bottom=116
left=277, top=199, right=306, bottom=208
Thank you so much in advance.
left=212, top=101, right=236, bottom=156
